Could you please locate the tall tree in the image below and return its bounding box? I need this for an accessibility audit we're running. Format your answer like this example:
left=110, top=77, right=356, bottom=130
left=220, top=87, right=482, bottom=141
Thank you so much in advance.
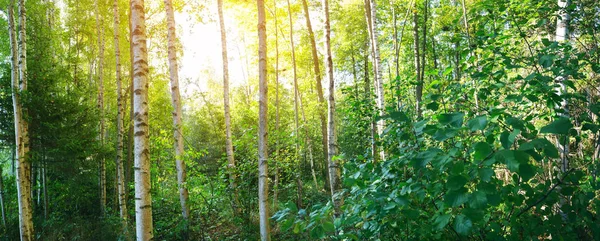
left=113, top=0, right=128, bottom=230
left=364, top=0, right=385, bottom=160
left=300, top=0, right=328, bottom=168
left=131, top=0, right=154, bottom=239
left=323, top=0, right=340, bottom=211
left=556, top=0, right=570, bottom=172
left=413, top=3, right=422, bottom=119
left=272, top=0, right=281, bottom=208
left=94, top=0, right=107, bottom=215
left=217, top=0, right=240, bottom=213
left=257, top=0, right=270, bottom=239
left=287, top=0, right=303, bottom=209
left=10, top=0, right=34, bottom=239
left=164, top=0, right=191, bottom=222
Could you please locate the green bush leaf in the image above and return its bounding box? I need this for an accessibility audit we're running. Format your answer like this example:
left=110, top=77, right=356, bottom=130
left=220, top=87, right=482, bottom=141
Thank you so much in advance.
left=540, top=117, right=572, bottom=135
left=518, top=163, right=534, bottom=181
left=434, top=214, right=452, bottom=230
left=322, top=221, right=335, bottom=233
left=470, top=191, right=488, bottom=209
left=473, top=142, right=492, bottom=161
left=467, top=116, right=488, bottom=131
left=478, top=168, right=494, bottom=182
left=454, top=214, right=473, bottom=235
left=445, top=188, right=469, bottom=207
left=437, top=112, right=465, bottom=127
left=448, top=175, right=468, bottom=190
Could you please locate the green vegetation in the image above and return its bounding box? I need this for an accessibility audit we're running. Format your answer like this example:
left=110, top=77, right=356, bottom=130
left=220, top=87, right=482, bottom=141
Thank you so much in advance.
left=0, top=0, right=599, bottom=240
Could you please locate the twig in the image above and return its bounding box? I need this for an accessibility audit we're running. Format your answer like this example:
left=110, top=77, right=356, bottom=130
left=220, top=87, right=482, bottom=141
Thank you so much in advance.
left=515, top=168, right=575, bottom=217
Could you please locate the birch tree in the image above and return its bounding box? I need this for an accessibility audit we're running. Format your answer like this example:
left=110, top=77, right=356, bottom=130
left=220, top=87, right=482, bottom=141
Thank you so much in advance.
left=287, top=0, right=303, bottom=209
left=323, top=0, right=340, bottom=211
left=272, top=0, right=281, bottom=208
left=364, top=0, right=385, bottom=160
left=131, top=0, right=154, bottom=239
left=217, top=0, right=240, bottom=213
left=556, top=0, right=570, bottom=172
left=164, top=0, right=190, bottom=221
left=257, top=0, right=270, bottom=239
left=10, top=0, right=34, bottom=239
left=113, top=0, right=128, bottom=229
left=300, top=0, right=328, bottom=167
left=94, top=0, right=107, bottom=215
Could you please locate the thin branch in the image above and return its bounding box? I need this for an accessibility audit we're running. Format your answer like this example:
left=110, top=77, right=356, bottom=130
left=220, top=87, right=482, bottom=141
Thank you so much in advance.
left=515, top=168, right=575, bottom=217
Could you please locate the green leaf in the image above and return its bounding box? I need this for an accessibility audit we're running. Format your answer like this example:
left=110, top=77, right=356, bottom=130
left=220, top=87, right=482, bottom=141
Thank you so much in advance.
left=384, top=202, right=397, bottom=211
left=427, top=102, right=440, bottom=111
left=448, top=175, right=468, bottom=190
left=519, top=163, right=534, bottom=181
left=389, top=111, right=410, bottom=122
left=518, top=138, right=559, bottom=158
left=539, top=54, right=555, bottom=68
left=478, top=168, right=494, bottom=182
left=470, top=191, right=488, bottom=209
left=281, top=218, right=294, bottom=231
left=495, top=150, right=529, bottom=172
left=500, top=129, right=520, bottom=149
left=583, top=123, right=600, bottom=133
left=434, top=214, right=452, bottom=230
left=590, top=103, right=600, bottom=116
left=454, top=214, right=473, bottom=235
left=473, top=142, right=492, bottom=161
left=467, top=116, right=488, bottom=131
left=540, top=117, right=572, bottom=135
left=437, top=112, right=465, bottom=127
left=445, top=188, right=469, bottom=207
left=293, top=222, right=301, bottom=234
left=310, top=226, right=324, bottom=239
left=322, top=221, right=335, bottom=233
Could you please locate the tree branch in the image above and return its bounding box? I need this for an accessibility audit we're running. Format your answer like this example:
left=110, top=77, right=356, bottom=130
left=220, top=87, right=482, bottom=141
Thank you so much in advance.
left=515, top=168, right=574, bottom=217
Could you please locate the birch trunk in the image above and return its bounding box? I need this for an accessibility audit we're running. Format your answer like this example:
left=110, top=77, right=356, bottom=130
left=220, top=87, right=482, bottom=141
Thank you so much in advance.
left=413, top=7, right=422, bottom=119
left=113, top=0, right=128, bottom=230
left=164, top=0, right=190, bottom=222
left=323, top=0, right=340, bottom=212
left=287, top=0, right=303, bottom=209
left=11, top=0, right=34, bottom=239
left=131, top=0, right=154, bottom=239
left=94, top=0, right=107, bottom=215
left=273, top=0, right=280, bottom=208
left=217, top=0, right=240, bottom=214
left=301, top=0, right=328, bottom=168
left=556, top=0, right=570, bottom=173
left=42, top=162, right=48, bottom=219
left=126, top=5, right=134, bottom=203
left=257, top=0, right=270, bottom=239
left=364, top=0, right=385, bottom=161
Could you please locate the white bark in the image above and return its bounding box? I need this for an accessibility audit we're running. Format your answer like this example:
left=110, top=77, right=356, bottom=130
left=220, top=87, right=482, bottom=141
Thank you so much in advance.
left=272, top=0, right=280, bottom=208
left=365, top=0, right=385, bottom=161
left=113, top=0, right=128, bottom=230
left=11, top=0, right=34, bottom=239
left=301, top=0, right=328, bottom=166
left=164, top=0, right=190, bottom=221
left=217, top=0, right=240, bottom=213
left=94, top=0, right=107, bottom=215
left=287, top=0, right=303, bottom=209
left=556, top=0, right=570, bottom=172
left=323, top=0, right=340, bottom=211
left=131, top=0, right=154, bottom=239
left=257, top=0, right=270, bottom=239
